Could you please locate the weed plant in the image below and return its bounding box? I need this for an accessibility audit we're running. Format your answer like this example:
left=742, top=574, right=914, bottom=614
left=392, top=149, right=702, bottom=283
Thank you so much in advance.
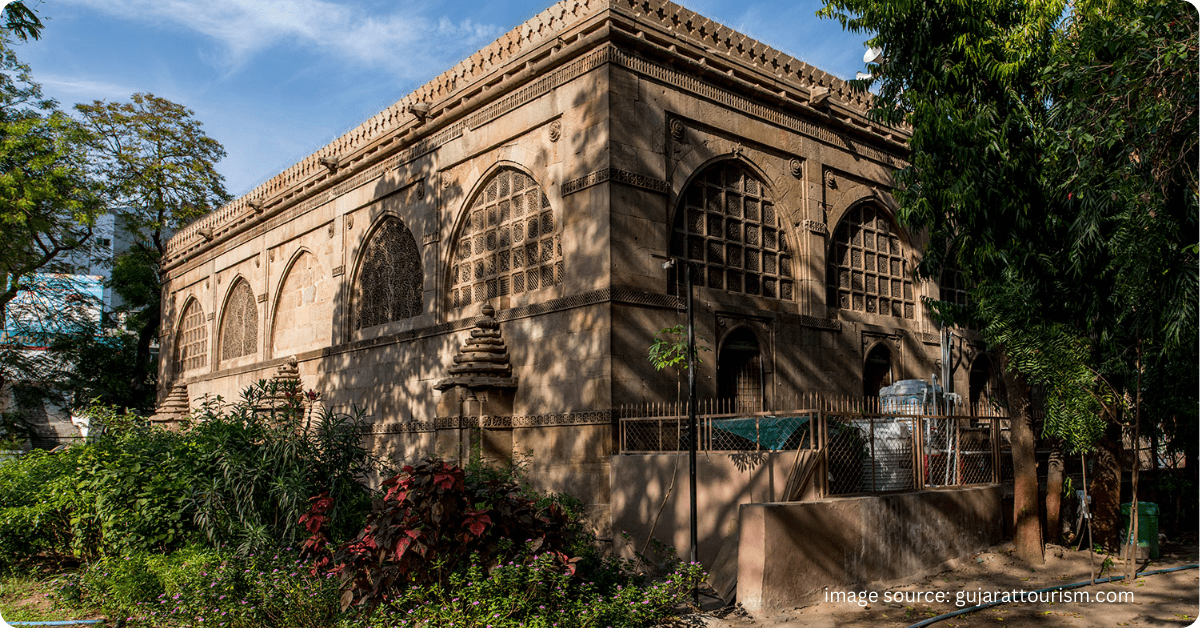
left=354, top=551, right=705, bottom=628
left=81, top=547, right=341, bottom=627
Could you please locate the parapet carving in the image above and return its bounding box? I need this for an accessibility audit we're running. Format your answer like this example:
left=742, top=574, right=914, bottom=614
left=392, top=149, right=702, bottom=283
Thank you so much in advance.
left=164, top=0, right=894, bottom=264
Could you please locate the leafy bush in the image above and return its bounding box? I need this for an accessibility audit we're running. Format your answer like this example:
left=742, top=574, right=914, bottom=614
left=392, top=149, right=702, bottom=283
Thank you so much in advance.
left=306, top=459, right=580, bottom=611
left=187, top=380, right=380, bottom=554
left=0, top=379, right=381, bottom=566
left=357, top=552, right=705, bottom=628
left=70, top=409, right=201, bottom=556
left=0, top=447, right=82, bottom=571
left=81, top=546, right=341, bottom=627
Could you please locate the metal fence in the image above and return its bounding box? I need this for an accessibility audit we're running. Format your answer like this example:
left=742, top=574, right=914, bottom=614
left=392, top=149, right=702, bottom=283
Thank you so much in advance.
left=618, top=393, right=1009, bottom=497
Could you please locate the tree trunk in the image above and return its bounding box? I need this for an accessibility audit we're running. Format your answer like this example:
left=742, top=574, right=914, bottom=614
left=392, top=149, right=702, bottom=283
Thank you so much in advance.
left=1000, top=352, right=1044, bottom=564
left=132, top=304, right=161, bottom=411
left=1045, top=439, right=1064, bottom=545
left=1089, top=421, right=1123, bottom=550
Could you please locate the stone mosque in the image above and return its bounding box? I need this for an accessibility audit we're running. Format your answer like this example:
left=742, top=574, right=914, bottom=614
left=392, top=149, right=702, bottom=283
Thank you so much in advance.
left=155, top=0, right=996, bottom=544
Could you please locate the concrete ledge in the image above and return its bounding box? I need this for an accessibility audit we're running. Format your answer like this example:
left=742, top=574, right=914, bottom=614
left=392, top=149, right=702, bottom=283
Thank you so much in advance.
left=738, top=485, right=1003, bottom=614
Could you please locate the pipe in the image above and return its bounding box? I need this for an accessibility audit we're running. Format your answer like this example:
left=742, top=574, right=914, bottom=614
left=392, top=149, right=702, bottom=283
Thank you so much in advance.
left=4, top=621, right=105, bottom=626
left=904, top=563, right=1199, bottom=628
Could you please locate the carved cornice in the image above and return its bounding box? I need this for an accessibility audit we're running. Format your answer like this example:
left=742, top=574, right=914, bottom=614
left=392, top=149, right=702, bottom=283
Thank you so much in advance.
left=164, top=1, right=906, bottom=272
left=562, top=167, right=671, bottom=196
left=364, top=408, right=615, bottom=433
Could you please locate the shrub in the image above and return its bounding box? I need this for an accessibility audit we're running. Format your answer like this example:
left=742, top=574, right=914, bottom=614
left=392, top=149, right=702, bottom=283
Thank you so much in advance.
left=306, top=459, right=580, bottom=611
left=81, top=546, right=342, bottom=627
left=0, top=447, right=83, bottom=571
left=188, top=380, right=380, bottom=554
left=1, top=379, right=381, bottom=565
left=356, top=552, right=705, bottom=628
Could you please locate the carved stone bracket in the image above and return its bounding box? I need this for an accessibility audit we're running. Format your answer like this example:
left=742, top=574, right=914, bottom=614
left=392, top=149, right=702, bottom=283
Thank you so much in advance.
left=803, top=219, right=828, bottom=235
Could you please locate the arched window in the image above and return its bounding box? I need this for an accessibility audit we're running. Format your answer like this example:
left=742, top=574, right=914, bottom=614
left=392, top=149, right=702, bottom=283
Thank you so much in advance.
left=940, top=267, right=970, bottom=308
left=827, top=205, right=914, bottom=319
left=449, top=168, right=562, bottom=310
left=669, top=161, right=794, bottom=300
left=220, top=279, right=257, bottom=361
left=174, top=298, right=207, bottom=374
left=272, top=251, right=333, bottom=355
left=354, top=217, right=422, bottom=330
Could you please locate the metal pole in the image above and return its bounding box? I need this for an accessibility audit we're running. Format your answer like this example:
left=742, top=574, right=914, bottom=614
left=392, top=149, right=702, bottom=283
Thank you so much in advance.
left=685, top=261, right=699, bottom=606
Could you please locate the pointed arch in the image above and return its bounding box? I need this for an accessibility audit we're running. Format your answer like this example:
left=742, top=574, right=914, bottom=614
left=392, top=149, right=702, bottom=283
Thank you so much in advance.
left=826, top=203, right=915, bottom=319
left=271, top=249, right=333, bottom=356
left=219, top=278, right=258, bottom=362
left=173, top=296, right=207, bottom=376
left=863, top=341, right=894, bottom=397
left=353, top=215, right=422, bottom=330
left=446, top=165, right=562, bottom=311
left=717, top=326, right=765, bottom=413
left=667, top=159, right=795, bottom=300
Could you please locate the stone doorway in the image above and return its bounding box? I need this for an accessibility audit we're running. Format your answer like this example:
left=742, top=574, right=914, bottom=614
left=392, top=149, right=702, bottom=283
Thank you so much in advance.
left=718, top=327, right=764, bottom=413
left=863, top=343, right=893, bottom=398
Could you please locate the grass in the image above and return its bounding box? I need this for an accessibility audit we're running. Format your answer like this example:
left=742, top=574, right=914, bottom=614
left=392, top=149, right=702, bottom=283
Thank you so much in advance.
left=0, top=569, right=105, bottom=624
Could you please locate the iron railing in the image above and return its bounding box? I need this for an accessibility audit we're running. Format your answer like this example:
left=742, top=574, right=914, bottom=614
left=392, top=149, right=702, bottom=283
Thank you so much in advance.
left=617, top=393, right=1010, bottom=497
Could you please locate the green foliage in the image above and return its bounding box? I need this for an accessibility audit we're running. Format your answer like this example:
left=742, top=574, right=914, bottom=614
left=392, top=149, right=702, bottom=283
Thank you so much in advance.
left=76, top=93, right=230, bottom=256
left=0, top=38, right=104, bottom=387
left=355, top=552, right=705, bottom=628
left=68, top=408, right=201, bottom=556
left=976, top=277, right=1108, bottom=452
left=818, top=0, right=1198, bottom=458
left=647, top=324, right=709, bottom=372
left=0, top=448, right=81, bottom=571
left=2, top=1, right=44, bottom=41
left=0, top=380, right=380, bottom=566
left=310, top=458, right=579, bottom=611
left=185, top=380, right=379, bottom=555
left=80, top=546, right=342, bottom=628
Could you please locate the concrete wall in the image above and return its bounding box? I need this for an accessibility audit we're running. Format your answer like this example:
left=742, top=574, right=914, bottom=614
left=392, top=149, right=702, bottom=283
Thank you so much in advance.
left=610, top=451, right=820, bottom=566
left=738, top=485, right=1003, bottom=613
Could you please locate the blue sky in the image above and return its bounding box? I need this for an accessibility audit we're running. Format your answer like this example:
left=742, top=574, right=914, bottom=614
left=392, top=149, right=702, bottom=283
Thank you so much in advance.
left=18, top=0, right=873, bottom=197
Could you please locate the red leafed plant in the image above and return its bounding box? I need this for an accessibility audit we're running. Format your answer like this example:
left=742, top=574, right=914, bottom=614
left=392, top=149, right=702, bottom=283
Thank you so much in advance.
left=300, top=458, right=578, bottom=611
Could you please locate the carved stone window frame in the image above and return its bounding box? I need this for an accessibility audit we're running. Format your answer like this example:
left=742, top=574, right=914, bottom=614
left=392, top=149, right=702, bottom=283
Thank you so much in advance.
left=351, top=215, right=424, bottom=332
left=826, top=203, right=915, bottom=319
left=218, top=278, right=258, bottom=363
left=668, top=159, right=796, bottom=301
left=445, top=164, right=563, bottom=313
left=174, top=296, right=208, bottom=377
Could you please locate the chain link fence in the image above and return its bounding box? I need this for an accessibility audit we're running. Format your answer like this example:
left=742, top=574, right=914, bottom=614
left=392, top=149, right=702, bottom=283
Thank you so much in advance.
left=619, top=409, right=815, bottom=453
left=619, top=395, right=1009, bottom=496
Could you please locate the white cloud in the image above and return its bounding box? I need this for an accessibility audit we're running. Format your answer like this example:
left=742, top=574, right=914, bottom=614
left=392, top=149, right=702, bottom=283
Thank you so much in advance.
left=57, top=0, right=503, bottom=77
left=37, top=74, right=139, bottom=102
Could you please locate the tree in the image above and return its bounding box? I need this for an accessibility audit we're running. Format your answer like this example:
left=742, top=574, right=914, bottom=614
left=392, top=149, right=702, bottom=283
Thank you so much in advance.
left=0, top=37, right=104, bottom=399
left=817, top=0, right=1197, bottom=561
left=3, top=1, right=45, bottom=42
left=75, top=93, right=230, bottom=403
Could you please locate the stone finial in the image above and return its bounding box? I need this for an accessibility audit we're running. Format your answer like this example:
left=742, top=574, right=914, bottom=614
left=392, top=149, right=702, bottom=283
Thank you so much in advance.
left=435, top=303, right=517, bottom=391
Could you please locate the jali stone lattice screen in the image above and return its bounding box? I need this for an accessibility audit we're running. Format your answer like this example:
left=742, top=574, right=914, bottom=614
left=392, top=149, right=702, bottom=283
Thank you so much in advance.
left=449, top=168, right=563, bottom=310
left=220, top=279, right=258, bottom=361
left=669, top=161, right=794, bottom=300
left=174, top=298, right=207, bottom=374
left=354, top=217, right=423, bottom=330
left=827, top=205, right=914, bottom=319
